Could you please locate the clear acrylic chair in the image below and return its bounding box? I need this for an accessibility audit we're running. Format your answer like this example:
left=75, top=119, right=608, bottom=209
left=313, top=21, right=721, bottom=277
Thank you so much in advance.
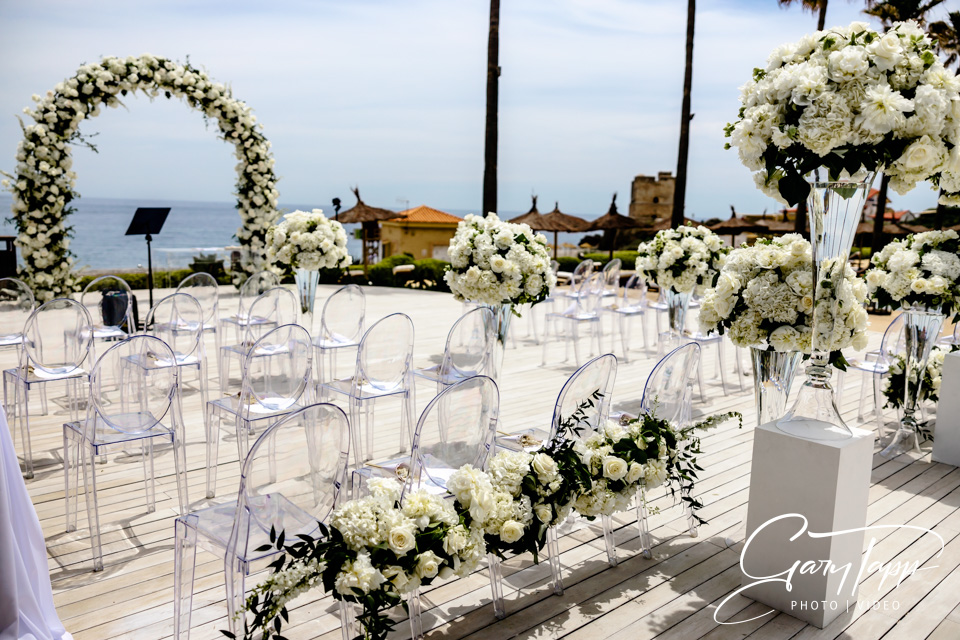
left=0, top=277, right=35, bottom=351
left=600, top=258, right=621, bottom=299
left=219, top=270, right=281, bottom=344
left=80, top=275, right=135, bottom=360
left=174, top=403, right=351, bottom=640
left=219, top=287, right=299, bottom=394
left=542, top=272, right=604, bottom=365
left=413, top=307, right=495, bottom=394
left=402, top=376, right=498, bottom=637
left=138, top=292, right=209, bottom=415
left=320, top=313, right=416, bottom=468
left=4, top=298, right=92, bottom=478
left=602, top=273, right=649, bottom=362
left=938, top=321, right=958, bottom=347
left=560, top=259, right=595, bottom=299
left=680, top=329, right=734, bottom=400
left=63, top=335, right=188, bottom=571
left=841, top=312, right=905, bottom=434
left=177, top=272, right=221, bottom=376
left=205, top=323, right=313, bottom=499
left=314, top=284, right=365, bottom=386
left=524, top=260, right=560, bottom=345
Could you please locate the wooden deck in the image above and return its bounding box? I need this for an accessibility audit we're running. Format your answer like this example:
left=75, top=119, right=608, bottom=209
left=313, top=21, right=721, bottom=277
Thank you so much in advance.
left=12, top=284, right=960, bottom=640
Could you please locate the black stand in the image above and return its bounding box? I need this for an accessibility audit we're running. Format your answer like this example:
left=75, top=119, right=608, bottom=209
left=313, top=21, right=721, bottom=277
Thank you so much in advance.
left=125, top=207, right=170, bottom=309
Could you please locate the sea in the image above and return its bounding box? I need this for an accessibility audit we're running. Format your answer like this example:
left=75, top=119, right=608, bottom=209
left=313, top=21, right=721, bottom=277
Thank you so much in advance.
left=0, top=194, right=592, bottom=270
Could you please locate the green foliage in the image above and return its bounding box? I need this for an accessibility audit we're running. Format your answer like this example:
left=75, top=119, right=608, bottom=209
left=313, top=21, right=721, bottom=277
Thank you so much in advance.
left=367, top=254, right=452, bottom=291
left=367, top=254, right=415, bottom=287
left=555, top=256, right=581, bottom=272
left=77, top=268, right=232, bottom=291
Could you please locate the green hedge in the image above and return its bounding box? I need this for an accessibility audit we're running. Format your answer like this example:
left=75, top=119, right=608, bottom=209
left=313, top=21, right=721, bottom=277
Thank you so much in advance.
left=555, top=257, right=581, bottom=272
left=581, top=251, right=639, bottom=270
left=77, top=268, right=234, bottom=291
left=367, top=254, right=451, bottom=292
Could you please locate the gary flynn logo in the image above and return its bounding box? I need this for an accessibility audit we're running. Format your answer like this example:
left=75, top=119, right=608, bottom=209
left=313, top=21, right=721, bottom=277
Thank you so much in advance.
left=715, top=513, right=945, bottom=624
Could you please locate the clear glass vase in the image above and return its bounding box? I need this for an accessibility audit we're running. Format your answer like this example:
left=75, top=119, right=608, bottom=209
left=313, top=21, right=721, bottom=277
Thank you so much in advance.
left=777, top=169, right=875, bottom=441
left=880, top=305, right=945, bottom=458
left=751, top=346, right=803, bottom=426
left=664, top=287, right=691, bottom=337
left=294, top=268, right=320, bottom=332
left=484, top=302, right=513, bottom=381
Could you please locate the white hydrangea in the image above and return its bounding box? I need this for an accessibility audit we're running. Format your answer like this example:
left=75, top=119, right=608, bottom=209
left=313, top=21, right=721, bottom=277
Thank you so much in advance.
left=865, top=230, right=960, bottom=315
left=265, top=209, right=351, bottom=271
left=635, top=224, right=729, bottom=295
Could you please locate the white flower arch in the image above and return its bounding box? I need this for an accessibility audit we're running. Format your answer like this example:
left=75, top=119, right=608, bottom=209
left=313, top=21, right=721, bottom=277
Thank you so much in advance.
left=2, top=54, right=280, bottom=300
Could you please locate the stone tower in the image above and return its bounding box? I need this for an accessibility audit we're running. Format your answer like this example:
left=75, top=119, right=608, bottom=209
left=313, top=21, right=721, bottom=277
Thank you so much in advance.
left=629, top=172, right=675, bottom=224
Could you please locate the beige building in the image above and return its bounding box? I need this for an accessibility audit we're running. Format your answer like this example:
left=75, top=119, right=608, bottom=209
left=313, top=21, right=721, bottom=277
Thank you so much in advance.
left=629, top=172, right=675, bottom=224
left=380, top=205, right=462, bottom=261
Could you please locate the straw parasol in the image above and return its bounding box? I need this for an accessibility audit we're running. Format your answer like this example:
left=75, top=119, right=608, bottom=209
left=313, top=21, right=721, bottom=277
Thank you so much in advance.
left=337, top=187, right=402, bottom=274
left=508, top=195, right=547, bottom=228
left=586, top=193, right=641, bottom=259
left=537, top=202, right=590, bottom=259
left=710, top=207, right=770, bottom=244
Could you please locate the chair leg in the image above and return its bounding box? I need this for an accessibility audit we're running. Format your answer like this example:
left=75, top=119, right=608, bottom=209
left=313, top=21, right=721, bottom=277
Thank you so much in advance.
left=618, top=315, right=629, bottom=364
left=487, top=553, right=506, bottom=619
left=716, top=341, right=728, bottom=394
left=407, top=589, right=425, bottom=640
left=339, top=600, right=357, bottom=640
left=142, top=438, right=156, bottom=513
left=873, top=373, right=885, bottom=437
left=174, top=516, right=198, bottom=640
left=80, top=443, right=104, bottom=571
left=571, top=324, right=580, bottom=364
left=546, top=526, right=564, bottom=596
left=206, top=406, right=220, bottom=499
left=172, top=433, right=189, bottom=516
left=64, top=428, right=80, bottom=532
left=403, top=386, right=416, bottom=453
left=637, top=485, right=653, bottom=559
left=364, top=400, right=375, bottom=462
left=601, top=514, right=618, bottom=567
left=349, top=398, right=363, bottom=469
left=19, top=381, right=34, bottom=479
left=224, top=559, right=247, bottom=639
left=685, top=502, right=699, bottom=538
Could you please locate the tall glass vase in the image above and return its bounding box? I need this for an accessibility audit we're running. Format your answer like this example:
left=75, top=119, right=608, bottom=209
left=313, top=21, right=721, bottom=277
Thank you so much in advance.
left=294, top=268, right=320, bottom=332
left=663, top=288, right=691, bottom=337
left=880, top=306, right=945, bottom=458
left=777, top=170, right=875, bottom=441
left=484, top=302, right=513, bottom=381
left=751, top=347, right=803, bottom=426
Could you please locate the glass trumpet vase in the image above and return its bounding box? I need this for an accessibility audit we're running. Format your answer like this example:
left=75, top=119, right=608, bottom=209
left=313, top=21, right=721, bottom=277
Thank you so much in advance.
left=777, top=169, right=875, bottom=441
left=751, top=346, right=803, bottom=426
left=663, top=287, right=691, bottom=337
left=294, top=268, right=320, bottom=332
left=880, top=306, right=945, bottom=458
left=484, top=302, right=513, bottom=381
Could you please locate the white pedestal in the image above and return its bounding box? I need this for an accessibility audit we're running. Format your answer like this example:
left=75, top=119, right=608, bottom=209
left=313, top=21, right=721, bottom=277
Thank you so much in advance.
left=932, top=352, right=960, bottom=467
left=741, top=421, right=873, bottom=628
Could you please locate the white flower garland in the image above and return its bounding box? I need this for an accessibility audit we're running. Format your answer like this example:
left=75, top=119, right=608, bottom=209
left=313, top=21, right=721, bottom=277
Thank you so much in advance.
left=265, top=209, right=351, bottom=272
left=1, top=54, right=280, bottom=300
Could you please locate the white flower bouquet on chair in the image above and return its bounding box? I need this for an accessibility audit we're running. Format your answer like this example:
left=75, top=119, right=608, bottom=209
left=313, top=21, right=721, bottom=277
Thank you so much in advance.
left=882, top=344, right=958, bottom=413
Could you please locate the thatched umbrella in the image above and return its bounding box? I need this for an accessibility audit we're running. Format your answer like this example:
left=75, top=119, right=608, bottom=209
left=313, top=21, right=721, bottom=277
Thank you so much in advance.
left=537, top=202, right=589, bottom=259
left=710, top=208, right=770, bottom=245
left=509, top=195, right=547, bottom=228
left=337, top=187, right=402, bottom=274
left=586, top=193, right=640, bottom=259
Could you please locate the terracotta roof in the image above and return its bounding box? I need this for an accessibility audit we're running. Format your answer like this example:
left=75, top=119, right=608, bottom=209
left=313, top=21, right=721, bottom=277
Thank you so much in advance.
left=392, top=205, right=462, bottom=224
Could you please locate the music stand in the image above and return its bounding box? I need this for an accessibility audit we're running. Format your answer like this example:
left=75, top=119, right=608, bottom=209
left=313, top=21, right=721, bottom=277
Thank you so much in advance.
left=125, top=207, right=170, bottom=309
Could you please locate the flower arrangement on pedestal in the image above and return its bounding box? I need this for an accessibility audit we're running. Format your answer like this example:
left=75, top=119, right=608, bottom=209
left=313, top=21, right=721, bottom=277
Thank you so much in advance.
left=882, top=344, right=959, bottom=413
left=265, top=209, right=352, bottom=273
left=725, top=21, right=960, bottom=206
left=865, top=230, right=960, bottom=318
left=698, top=234, right=869, bottom=356
left=234, top=399, right=740, bottom=640
left=445, top=213, right=556, bottom=307
left=635, top=225, right=728, bottom=296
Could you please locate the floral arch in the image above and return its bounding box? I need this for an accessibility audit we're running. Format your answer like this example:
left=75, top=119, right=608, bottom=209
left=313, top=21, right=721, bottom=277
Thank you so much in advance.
left=3, top=54, right=279, bottom=300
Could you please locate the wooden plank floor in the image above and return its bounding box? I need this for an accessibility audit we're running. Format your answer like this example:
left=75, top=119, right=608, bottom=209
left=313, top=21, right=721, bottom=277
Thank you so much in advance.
left=9, top=284, right=958, bottom=640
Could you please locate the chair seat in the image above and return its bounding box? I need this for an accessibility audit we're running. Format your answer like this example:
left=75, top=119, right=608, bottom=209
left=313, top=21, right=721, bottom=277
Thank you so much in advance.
left=6, top=365, right=87, bottom=384
left=64, top=413, right=175, bottom=446
left=496, top=428, right=550, bottom=452
left=221, top=314, right=273, bottom=328
left=124, top=352, right=200, bottom=369
left=321, top=377, right=408, bottom=399
left=92, top=326, right=127, bottom=340
left=313, top=334, right=359, bottom=350
left=209, top=395, right=305, bottom=419
left=846, top=359, right=890, bottom=375
left=184, top=493, right=319, bottom=562
left=413, top=365, right=481, bottom=386
left=607, top=304, right=645, bottom=316
left=0, top=335, right=24, bottom=347
left=548, top=310, right=600, bottom=322
left=221, top=342, right=291, bottom=358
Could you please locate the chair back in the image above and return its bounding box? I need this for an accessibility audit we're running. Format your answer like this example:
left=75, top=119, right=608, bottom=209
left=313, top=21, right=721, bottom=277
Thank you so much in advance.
left=355, top=313, right=414, bottom=392
left=406, top=376, right=499, bottom=495
left=570, top=259, right=595, bottom=287
left=145, top=292, right=204, bottom=360
left=880, top=312, right=906, bottom=360
left=440, top=307, right=495, bottom=378
left=89, top=335, right=178, bottom=435
left=320, top=284, right=365, bottom=345
left=228, top=403, right=351, bottom=562
left=602, top=258, right=621, bottom=286
left=550, top=353, right=618, bottom=439
left=176, top=272, right=219, bottom=326
left=0, top=278, right=35, bottom=342
left=80, top=275, right=134, bottom=332
left=239, top=271, right=281, bottom=316
left=243, top=287, right=299, bottom=344
left=641, top=342, right=700, bottom=426
left=241, top=324, right=313, bottom=414
left=620, top=273, right=647, bottom=310
left=22, top=298, right=92, bottom=376
left=575, top=272, right=605, bottom=316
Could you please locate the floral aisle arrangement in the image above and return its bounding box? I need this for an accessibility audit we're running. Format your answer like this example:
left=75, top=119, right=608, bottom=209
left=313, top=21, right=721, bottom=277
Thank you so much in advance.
left=445, top=213, right=556, bottom=307
left=882, top=344, right=959, bottom=413
left=698, top=234, right=869, bottom=358
left=865, top=230, right=960, bottom=318
left=635, top=225, right=728, bottom=296
left=265, top=209, right=352, bottom=272
left=1, top=54, right=280, bottom=300
left=232, top=400, right=740, bottom=640
left=725, top=21, right=960, bottom=206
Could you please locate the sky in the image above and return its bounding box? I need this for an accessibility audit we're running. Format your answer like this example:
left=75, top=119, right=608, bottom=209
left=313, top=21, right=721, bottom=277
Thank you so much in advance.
left=0, top=0, right=955, bottom=220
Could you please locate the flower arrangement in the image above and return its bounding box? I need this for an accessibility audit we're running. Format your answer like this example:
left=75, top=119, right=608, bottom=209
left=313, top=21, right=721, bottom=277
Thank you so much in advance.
left=233, top=397, right=740, bottom=640
left=698, top=234, right=869, bottom=354
left=725, top=21, right=960, bottom=206
left=265, top=209, right=352, bottom=272
left=445, top=213, right=556, bottom=306
left=865, top=230, right=960, bottom=317
left=1, top=54, right=279, bottom=300
left=882, top=344, right=958, bottom=412
left=635, top=224, right=729, bottom=295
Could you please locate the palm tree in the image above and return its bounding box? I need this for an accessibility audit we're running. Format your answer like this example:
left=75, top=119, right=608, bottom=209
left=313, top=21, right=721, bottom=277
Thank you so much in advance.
left=671, top=0, right=696, bottom=227
left=778, top=0, right=828, bottom=31
left=482, top=0, right=500, bottom=215
left=928, top=10, right=959, bottom=228
left=864, top=1, right=945, bottom=243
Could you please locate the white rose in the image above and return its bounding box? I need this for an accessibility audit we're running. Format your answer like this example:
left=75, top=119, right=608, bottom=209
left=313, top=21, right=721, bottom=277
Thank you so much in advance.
left=602, top=456, right=628, bottom=482
left=898, top=136, right=944, bottom=174
left=387, top=523, right=417, bottom=556
left=535, top=503, right=552, bottom=523
left=626, top=462, right=645, bottom=484
left=415, top=550, right=441, bottom=579
left=531, top=453, right=558, bottom=483
left=499, top=520, right=525, bottom=543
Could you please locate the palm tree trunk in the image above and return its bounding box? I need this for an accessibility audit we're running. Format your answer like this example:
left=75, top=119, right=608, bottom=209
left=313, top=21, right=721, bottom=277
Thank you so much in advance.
left=871, top=174, right=890, bottom=258
left=935, top=190, right=945, bottom=229
left=672, top=0, right=696, bottom=228
left=482, top=0, right=501, bottom=216
left=794, top=199, right=807, bottom=234
left=817, top=1, right=827, bottom=30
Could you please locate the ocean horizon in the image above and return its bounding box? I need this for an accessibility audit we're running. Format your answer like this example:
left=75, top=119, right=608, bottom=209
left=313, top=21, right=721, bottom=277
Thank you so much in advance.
left=0, top=194, right=599, bottom=271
